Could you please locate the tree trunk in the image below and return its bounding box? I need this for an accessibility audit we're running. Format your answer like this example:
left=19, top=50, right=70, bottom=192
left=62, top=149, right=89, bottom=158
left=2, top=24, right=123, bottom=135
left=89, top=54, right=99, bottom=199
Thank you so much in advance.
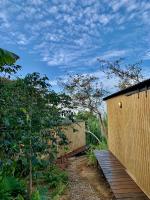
left=29, top=139, right=32, bottom=198
left=29, top=158, right=32, bottom=198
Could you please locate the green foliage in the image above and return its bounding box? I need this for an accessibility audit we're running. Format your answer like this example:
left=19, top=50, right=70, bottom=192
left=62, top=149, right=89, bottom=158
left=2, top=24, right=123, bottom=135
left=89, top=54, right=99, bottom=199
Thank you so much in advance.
left=87, top=116, right=101, bottom=144
left=0, top=183, right=11, bottom=200
left=31, top=190, right=41, bottom=200
left=0, top=48, right=71, bottom=198
left=36, top=186, right=49, bottom=200
left=16, top=194, right=25, bottom=200
left=86, top=149, right=97, bottom=166
left=44, top=165, right=68, bottom=200
left=0, top=176, right=26, bottom=199
left=0, top=72, right=70, bottom=174
left=76, top=111, right=105, bottom=144
left=0, top=48, right=19, bottom=66
left=50, top=184, right=67, bottom=200
left=44, top=165, right=68, bottom=188
left=0, top=48, right=21, bottom=76
left=32, top=166, right=68, bottom=200
left=87, top=139, right=108, bottom=166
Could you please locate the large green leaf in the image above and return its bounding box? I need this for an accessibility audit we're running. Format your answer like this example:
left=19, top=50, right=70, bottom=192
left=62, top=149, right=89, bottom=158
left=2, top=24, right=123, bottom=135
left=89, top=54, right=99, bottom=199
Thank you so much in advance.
left=0, top=48, right=19, bottom=66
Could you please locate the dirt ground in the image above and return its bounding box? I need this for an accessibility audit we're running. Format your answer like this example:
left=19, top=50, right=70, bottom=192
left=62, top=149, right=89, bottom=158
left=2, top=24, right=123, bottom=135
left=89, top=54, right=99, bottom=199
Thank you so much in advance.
left=61, top=155, right=114, bottom=200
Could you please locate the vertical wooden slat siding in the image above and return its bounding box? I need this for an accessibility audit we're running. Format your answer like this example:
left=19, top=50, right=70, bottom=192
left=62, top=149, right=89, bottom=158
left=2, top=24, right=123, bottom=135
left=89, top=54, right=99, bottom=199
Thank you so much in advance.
left=107, top=90, right=150, bottom=198
left=58, top=121, right=86, bottom=157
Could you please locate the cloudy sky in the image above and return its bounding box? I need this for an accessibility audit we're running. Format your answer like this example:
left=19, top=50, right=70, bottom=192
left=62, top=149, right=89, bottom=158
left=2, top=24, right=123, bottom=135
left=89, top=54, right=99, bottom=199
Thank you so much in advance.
left=0, top=0, right=150, bottom=90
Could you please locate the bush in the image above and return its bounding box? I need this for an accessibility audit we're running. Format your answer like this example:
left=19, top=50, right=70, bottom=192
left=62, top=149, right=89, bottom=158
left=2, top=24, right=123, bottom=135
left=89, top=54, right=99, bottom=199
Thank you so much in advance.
left=0, top=183, right=11, bottom=200
left=44, top=165, right=68, bottom=188
left=16, top=194, right=25, bottom=200
left=87, top=139, right=108, bottom=166
left=0, top=176, right=26, bottom=199
left=44, top=165, right=68, bottom=200
left=31, top=190, right=41, bottom=200
left=36, top=186, right=49, bottom=200
left=50, top=184, right=67, bottom=200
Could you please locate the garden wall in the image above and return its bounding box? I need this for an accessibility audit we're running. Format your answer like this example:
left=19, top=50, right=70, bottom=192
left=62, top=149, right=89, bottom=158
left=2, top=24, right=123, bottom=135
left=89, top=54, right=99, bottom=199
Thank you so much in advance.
left=58, top=121, right=86, bottom=157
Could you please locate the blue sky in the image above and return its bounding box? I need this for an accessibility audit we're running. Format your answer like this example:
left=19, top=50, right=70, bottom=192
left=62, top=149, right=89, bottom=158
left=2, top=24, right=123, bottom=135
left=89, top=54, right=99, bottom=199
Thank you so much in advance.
left=0, top=0, right=150, bottom=91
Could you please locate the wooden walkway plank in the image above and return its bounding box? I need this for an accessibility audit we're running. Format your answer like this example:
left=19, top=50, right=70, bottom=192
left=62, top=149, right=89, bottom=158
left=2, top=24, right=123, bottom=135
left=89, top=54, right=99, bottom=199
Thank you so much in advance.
left=94, top=150, right=149, bottom=200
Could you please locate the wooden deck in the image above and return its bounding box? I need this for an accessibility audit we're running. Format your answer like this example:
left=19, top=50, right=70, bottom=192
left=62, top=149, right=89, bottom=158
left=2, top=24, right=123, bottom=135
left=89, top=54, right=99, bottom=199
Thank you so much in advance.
left=94, top=150, right=149, bottom=200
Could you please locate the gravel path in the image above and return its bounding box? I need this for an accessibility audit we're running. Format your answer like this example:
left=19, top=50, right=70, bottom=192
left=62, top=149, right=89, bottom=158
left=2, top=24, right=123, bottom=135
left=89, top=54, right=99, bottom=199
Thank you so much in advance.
left=68, top=162, right=101, bottom=200
left=66, top=156, right=113, bottom=200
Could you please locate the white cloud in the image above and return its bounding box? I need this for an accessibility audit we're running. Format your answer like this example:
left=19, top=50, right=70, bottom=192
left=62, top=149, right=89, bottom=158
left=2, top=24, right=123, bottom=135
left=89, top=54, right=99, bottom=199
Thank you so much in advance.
left=0, top=12, right=10, bottom=28
left=126, top=2, right=138, bottom=12
left=100, top=50, right=128, bottom=60
left=41, top=50, right=77, bottom=66
left=48, top=6, right=58, bottom=14
left=142, top=11, right=150, bottom=24
left=17, top=34, right=29, bottom=45
left=0, top=0, right=149, bottom=76
left=99, top=14, right=112, bottom=25
left=110, top=0, right=129, bottom=12
left=30, top=0, right=43, bottom=5
left=143, top=51, right=150, bottom=60
left=90, top=70, right=117, bottom=92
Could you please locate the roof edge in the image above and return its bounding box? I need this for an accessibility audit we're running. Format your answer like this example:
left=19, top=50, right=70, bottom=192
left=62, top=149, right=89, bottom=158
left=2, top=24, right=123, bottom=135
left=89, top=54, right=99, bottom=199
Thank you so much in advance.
left=103, top=79, right=150, bottom=101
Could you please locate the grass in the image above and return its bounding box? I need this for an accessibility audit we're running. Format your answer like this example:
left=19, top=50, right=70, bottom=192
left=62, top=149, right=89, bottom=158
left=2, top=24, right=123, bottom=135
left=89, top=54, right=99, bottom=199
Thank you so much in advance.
left=86, top=138, right=108, bottom=166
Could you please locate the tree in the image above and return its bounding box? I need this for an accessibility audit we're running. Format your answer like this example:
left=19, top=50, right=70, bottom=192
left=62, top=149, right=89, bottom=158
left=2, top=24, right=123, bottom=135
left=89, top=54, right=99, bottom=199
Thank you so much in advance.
left=0, top=73, right=71, bottom=197
left=98, top=58, right=143, bottom=90
left=61, top=74, right=108, bottom=137
left=0, top=49, right=71, bottom=198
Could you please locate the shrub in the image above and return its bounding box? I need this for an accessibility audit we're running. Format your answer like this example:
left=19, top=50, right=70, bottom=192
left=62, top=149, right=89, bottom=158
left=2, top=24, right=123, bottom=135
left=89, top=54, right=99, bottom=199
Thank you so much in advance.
left=0, top=183, right=11, bottom=200
left=44, top=165, right=68, bottom=188
left=0, top=176, right=26, bottom=199
left=87, top=139, right=108, bottom=166
left=31, top=190, right=41, bottom=200
left=16, top=194, right=25, bottom=200
left=44, top=165, right=68, bottom=200
left=36, top=186, right=49, bottom=200
left=50, top=184, right=67, bottom=200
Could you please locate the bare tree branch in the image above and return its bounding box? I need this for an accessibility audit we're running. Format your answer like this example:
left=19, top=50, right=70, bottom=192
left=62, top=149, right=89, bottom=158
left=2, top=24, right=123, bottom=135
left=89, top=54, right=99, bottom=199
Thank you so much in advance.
left=98, top=58, right=144, bottom=90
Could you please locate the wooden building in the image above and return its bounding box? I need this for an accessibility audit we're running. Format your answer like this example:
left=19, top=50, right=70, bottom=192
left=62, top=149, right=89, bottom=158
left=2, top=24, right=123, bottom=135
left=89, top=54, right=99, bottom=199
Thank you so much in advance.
left=104, top=79, right=150, bottom=198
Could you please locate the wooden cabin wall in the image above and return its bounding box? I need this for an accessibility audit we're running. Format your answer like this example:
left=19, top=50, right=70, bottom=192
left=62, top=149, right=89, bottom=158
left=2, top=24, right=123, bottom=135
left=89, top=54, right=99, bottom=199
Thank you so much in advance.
left=58, top=121, right=86, bottom=157
left=107, top=90, right=150, bottom=198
